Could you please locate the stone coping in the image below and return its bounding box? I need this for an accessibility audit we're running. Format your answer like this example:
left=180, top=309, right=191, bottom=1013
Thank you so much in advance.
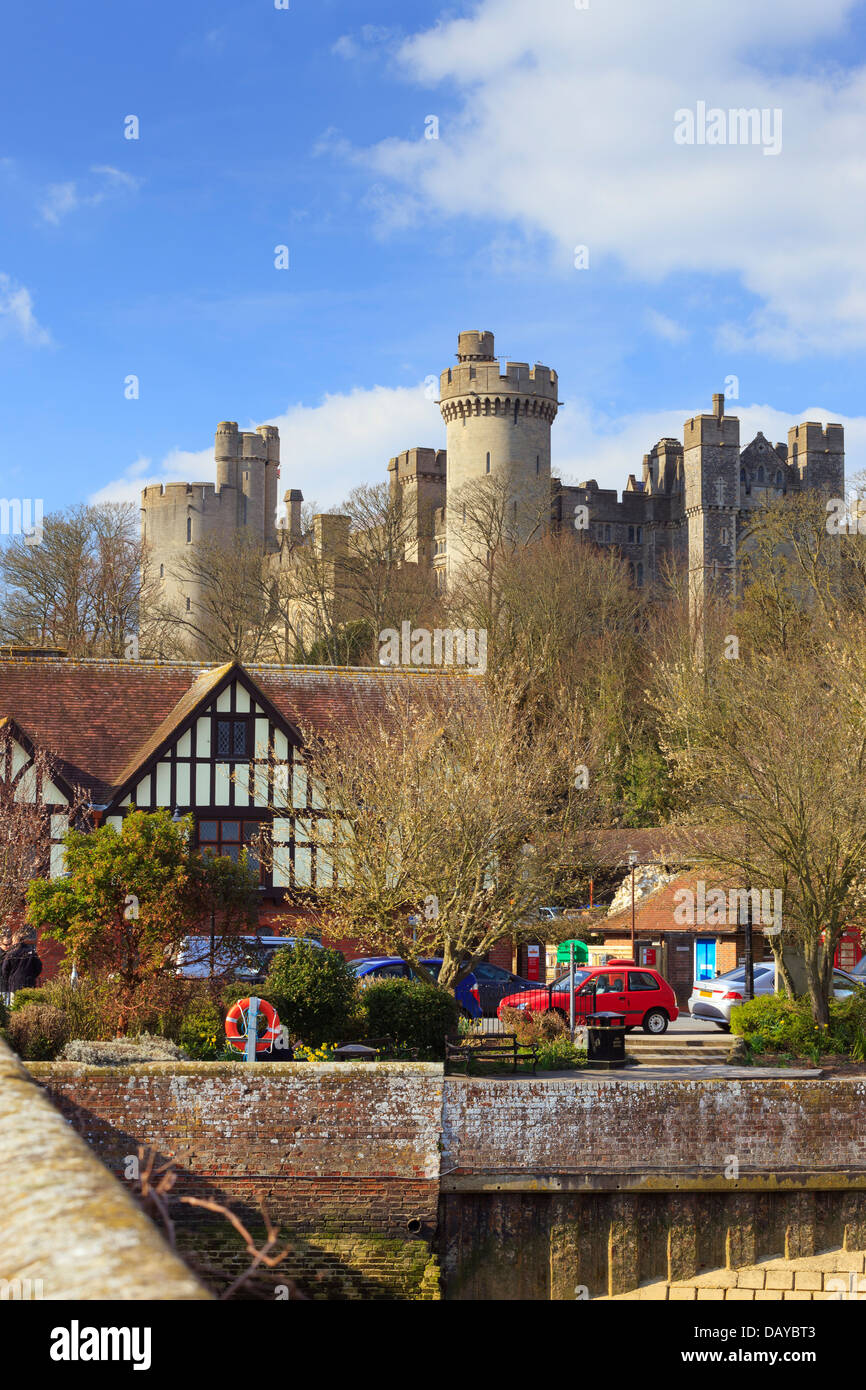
left=0, top=1040, right=209, bottom=1300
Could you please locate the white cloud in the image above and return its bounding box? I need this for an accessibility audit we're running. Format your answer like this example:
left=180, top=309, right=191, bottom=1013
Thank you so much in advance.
left=0, top=274, right=52, bottom=346
left=90, top=383, right=444, bottom=511
left=39, top=165, right=141, bottom=224
left=340, top=0, right=866, bottom=354
left=644, top=310, right=690, bottom=345
left=91, top=377, right=866, bottom=515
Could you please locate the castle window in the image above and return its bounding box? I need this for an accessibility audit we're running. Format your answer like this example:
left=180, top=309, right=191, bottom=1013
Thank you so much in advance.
left=186, top=516, right=192, bottom=543
left=536, top=454, right=540, bottom=476
left=740, top=468, right=746, bottom=484
left=513, top=400, right=519, bottom=424
left=721, top=528, right=729, bottom=546
left=486, top=452, right=490, bottom=474
left=604, top=524, right=611, bottom=543
left=636, top=525, right=642, bottom=543
left=636, top=562, right=644, bottom=587
left=775, top=469, right=783, bottom=487
left=628, top=526, right=634, bottom=543
left=757, top=465, right=765, bottom=484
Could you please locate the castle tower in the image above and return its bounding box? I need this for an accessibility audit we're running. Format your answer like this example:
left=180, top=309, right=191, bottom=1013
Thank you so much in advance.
left=683, top=393, right=740, bottom=607
left=141, top=421, right=281, bottom=646
left=439, top=331, right=559, bottom=579
left=787, top=421, right=844, bottom=499
left=387, top=447, right=446, bottom=566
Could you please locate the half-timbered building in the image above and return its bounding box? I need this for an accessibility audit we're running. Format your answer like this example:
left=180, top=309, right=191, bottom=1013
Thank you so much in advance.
left=0, top=653, right=478, bottom=964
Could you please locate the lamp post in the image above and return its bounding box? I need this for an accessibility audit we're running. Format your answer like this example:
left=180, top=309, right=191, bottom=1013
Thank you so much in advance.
left=628, top=849, right=638, bottom=961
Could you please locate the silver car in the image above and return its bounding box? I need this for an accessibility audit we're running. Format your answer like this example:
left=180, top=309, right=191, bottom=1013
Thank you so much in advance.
left=689, top=964, right=776, bottom=1030
left=690, top=963, right=861, bottom=1030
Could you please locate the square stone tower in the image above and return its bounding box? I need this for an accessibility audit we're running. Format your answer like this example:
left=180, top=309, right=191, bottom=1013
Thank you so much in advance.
left=683, top=393, right=740, bottom=605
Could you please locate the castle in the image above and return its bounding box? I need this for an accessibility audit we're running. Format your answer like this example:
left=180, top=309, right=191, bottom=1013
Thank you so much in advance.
left=141, top=329, right=845, bottom=650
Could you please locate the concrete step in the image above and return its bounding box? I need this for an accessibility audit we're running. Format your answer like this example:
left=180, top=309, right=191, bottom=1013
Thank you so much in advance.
left=624, top=1035, right=734, bottom=1065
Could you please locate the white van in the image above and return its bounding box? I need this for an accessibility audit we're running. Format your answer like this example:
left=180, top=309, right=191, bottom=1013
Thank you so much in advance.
left=175, top=934, right=323, bottom=981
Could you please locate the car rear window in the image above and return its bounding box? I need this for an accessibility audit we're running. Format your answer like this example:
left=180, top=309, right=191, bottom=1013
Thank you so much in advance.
left=628, top=971, right=659, bottom=991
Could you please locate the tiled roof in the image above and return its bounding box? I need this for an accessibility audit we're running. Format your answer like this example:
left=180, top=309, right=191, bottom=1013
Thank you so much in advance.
left=0, top=656, right=482, bottom=801
left=601, top=869, right=742, bottom=937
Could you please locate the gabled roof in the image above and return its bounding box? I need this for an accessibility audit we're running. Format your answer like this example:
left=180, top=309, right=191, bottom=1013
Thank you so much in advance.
left=0, top=712, right=78, bottom=804
left=0, top=656, right=481, bottom=803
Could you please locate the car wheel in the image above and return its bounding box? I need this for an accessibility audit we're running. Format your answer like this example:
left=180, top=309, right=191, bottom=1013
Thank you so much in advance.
left=642, top=1009, right=668, bottom=1035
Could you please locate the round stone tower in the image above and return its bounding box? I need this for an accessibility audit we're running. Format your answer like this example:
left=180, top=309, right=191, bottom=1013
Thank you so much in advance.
left=439, top=330, right=559, bottom=579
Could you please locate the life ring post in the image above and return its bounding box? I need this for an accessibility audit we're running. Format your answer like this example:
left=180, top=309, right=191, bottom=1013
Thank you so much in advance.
left=245, top=997, right=260, bottom=1065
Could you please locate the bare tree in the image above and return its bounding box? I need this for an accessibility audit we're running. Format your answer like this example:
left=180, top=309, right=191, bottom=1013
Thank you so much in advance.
left=288, top=678, right=600, bottom=993
left=0, top=503, right=144, bottom=657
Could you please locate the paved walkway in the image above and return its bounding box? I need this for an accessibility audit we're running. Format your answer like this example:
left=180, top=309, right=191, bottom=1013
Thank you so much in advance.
left=601, top=1248, right=866, bottom=1300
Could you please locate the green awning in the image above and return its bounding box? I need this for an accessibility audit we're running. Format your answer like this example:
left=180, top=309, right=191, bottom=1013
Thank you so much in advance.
left=556, top=939, right=589, bottom=964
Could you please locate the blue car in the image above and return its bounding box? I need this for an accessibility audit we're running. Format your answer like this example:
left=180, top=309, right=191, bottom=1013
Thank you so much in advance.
left=348, top=956, right=483, bottom=1018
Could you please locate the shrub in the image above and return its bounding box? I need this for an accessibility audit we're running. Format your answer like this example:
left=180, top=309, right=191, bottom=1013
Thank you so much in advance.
left=6, top=1004, right=70, bottom=1060
left=535, top=1036, right=587, bottom=1070
left=731, top=992, right=854, bottom=1058
left=500, top=1005, right=567, bottom=1046
left=361, top=978, right=458, bottom=1058
left=9, top=987, right=48, bottom=1012
left=177, top=994, right=225, bottom=1060
left=60, top=1034, right=187, bottom=1065
left=263, top=941, right=359, bottom=1047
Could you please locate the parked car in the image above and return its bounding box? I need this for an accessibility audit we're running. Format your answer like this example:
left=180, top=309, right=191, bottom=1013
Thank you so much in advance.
left=497, top=959, right=679, bottom=1034
left=471, top=961, right=537, bottom=1016
left=689, top=963, right=863, bottom=1030
left=176, top=934, right=322, bottom=981
left=848, top=955, right=866, bottom=981
left=348, top=956, right=482, bottom=1018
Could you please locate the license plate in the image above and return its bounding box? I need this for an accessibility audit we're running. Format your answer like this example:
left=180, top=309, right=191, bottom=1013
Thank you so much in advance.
left=699, top=990, right=712, bottom=998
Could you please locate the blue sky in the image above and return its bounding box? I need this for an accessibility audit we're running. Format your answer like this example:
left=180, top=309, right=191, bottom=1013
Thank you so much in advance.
left=3, top=0, right=866, bottom=517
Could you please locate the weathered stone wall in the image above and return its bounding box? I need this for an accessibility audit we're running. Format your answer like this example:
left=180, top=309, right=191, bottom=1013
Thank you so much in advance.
left=0, top=1040, right=207, bottom=1301
left=26, top=1064, right=866, bottom=1301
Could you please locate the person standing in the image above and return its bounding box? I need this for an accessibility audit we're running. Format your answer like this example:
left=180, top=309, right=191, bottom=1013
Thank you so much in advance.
left=0, top=928, right=42, bottom=1003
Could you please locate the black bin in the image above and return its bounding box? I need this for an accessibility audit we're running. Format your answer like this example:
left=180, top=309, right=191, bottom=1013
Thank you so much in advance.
left=586, top=1010, right=628, bottom=1069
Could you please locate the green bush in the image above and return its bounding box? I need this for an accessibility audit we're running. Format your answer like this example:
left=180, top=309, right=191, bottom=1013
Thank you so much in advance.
left=263, top=941, right=359, bottom=1047
left=9, top=987, right=48, bottom=1012
left=535, top=1036, right=587, bottom=1070
left=177, top=994, right=226, bottom=1060
left=731, top=992, right=857, bottom=1059
left=6, top=1004, right=70, bottom=1060
left=361, top=978, right=458, bottom=1058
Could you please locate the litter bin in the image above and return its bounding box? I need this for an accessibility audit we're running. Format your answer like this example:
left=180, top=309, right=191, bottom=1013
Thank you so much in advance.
left=586, top=1010, right=629, bottom=1070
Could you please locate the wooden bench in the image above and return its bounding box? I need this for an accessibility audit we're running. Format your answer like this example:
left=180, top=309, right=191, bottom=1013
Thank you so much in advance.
left=445, top=1032, right=538, bottom=1075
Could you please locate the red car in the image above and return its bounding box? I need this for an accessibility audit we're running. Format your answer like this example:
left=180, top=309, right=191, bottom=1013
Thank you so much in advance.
left=497, top=959, right=679, bottom=1034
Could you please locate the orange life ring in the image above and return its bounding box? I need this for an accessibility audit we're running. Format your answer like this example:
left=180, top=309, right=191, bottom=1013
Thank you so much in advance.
left=225, top=997, right=282, bottom=1055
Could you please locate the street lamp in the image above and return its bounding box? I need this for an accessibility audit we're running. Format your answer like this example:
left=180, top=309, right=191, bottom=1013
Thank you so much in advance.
left=628, top=849, right=638, bottom=960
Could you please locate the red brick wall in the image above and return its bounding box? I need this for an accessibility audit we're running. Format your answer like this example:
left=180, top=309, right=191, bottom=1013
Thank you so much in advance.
left=30, top=1062, right=443, bottom=1238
